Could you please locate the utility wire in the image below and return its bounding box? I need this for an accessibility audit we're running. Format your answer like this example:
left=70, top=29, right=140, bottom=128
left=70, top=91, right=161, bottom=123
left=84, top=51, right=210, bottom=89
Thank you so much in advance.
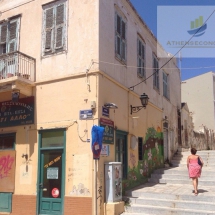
left=129, top=9, right=215, bottom=90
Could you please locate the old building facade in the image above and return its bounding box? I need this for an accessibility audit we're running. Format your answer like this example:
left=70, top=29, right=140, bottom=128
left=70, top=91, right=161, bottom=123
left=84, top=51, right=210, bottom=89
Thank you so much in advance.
left=0, top=0, right=181, bottom=214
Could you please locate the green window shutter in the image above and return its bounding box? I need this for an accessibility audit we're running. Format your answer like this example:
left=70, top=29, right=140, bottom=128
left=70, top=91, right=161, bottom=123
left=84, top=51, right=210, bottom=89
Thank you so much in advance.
left=0, top=193, right=12, bottom=212
left=8, top=19, right=19, bottom=53
left=44, top=7, right=54, bottom=52
left=0, top=24, right=7, bottom=43
left=55, top=3, right=65, bottom=49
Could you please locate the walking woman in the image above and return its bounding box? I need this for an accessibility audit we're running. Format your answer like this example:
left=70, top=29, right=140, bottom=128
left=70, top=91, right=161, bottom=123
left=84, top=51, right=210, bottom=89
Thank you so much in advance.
left=187, top=147, right=204, bottom=195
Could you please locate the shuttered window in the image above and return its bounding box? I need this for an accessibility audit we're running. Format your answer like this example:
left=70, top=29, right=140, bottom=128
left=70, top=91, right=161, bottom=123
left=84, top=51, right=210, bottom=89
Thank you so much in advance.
left=0, top=18, right=20, bottom=55
left=163, top=72, right=169, bottom=99
left=115, top=12, right=126, bottom=63
left=137, top=37, right=145, bottom=78
left=153, top=55, right=159, bottom=90
left=42, top=0, right=67, bottom=55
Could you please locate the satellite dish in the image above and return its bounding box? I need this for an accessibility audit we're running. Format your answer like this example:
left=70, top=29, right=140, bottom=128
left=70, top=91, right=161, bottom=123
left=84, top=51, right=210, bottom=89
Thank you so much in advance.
left=130, top=135, right=138, bottom=150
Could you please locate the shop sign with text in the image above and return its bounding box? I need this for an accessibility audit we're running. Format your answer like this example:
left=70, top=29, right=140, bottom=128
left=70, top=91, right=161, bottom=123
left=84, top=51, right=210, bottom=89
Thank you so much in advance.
left=100, top=118, right=114, bottom=144
left=0, top=97, right=34, bottom=127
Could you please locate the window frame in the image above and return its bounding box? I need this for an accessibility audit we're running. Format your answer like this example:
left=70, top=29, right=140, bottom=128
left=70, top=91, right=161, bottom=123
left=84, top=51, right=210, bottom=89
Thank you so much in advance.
left=137, top=36, right=145, bottom=78
left=163, top=71, right=170, bottom=100
left=42, top=0, right=67, bottom=56
left=0, top=133, right=16, bottom=150
left=115, top=11, right=126, bottom=64
left=153, top=55, right=159, bottom=91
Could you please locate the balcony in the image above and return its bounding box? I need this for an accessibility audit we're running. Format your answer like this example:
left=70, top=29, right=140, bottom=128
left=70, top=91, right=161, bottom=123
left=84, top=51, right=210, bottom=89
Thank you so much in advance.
left=0, top=51, right=35, bottom=98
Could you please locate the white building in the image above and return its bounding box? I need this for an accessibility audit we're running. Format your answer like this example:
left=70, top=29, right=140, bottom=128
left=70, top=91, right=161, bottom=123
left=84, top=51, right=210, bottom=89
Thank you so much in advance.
left=182, top=71, right=215, bottom=131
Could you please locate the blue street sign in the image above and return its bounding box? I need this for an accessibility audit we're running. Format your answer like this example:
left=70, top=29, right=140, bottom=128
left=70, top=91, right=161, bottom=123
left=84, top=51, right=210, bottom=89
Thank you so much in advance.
left=79, top=109, right=93, bottom=120
left=102, top=106, right=109, bottom=117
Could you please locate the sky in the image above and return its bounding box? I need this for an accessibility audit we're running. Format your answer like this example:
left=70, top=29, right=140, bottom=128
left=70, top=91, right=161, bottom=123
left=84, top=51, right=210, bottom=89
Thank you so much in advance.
left=130, top=0, right=215, bottom=81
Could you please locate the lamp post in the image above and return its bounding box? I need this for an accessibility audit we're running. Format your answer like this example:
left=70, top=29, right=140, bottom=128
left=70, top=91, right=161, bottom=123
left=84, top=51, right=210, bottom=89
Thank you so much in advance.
left=130, top=93, right=149, bottom=114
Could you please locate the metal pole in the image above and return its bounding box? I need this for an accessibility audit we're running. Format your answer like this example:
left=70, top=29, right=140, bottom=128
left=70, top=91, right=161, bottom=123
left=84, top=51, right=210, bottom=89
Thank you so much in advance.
left=94, top=159, right=98, bottom=215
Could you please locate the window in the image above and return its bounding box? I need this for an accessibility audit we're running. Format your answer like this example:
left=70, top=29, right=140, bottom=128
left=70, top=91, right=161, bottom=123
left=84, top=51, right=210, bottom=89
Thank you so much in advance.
left=138, top=137, right=143, bottom=160
left=0, top=133, right=15, bottom=150
left=42, top=0, right=67, bottom=56
left=115, top=12, right=126, bottom=63
left=137, top=37, right=145, bottom=78
left=163, top=72, right=169, bottom=99
left=0, top=18, right=20, bottom=55
left=153, top=55, right=159, bottom=90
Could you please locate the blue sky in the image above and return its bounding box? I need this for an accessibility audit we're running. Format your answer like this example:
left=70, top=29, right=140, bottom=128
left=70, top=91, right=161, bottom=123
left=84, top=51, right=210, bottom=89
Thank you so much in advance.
left=130, top=0, right=215, bottom=81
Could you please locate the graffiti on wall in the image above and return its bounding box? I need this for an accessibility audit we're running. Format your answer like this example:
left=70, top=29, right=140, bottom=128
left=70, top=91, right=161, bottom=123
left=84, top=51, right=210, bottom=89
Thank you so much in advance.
left=122, top=127, right=163, bottom=192
left=69, top=183, right=90, bottom=196
left=0, top=150, right=16, bottom=192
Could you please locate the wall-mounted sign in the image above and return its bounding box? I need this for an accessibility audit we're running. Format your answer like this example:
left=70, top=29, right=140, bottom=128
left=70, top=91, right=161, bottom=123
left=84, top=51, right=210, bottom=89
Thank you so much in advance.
left=101, top=144, right=110, bottom=156
left=79, top=109, right=93, bottom=120
left=100, top=118, right=114, bottom=144
left=52, top=188, right=60, bottom=198
left=47, top=167, right=58, bottom=179
left=0, top=97, right=34, bottom=128
left=102, top=106, right=109, bottom=117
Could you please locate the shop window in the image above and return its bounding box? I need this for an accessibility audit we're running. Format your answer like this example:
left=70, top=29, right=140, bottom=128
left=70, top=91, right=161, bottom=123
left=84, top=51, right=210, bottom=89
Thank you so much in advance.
left=115, top=131, right=128, bottom=179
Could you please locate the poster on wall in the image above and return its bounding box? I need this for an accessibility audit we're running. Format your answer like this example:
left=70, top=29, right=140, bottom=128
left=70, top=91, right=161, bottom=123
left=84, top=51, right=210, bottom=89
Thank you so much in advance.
left=100, top=118, right=114, bottom=144
left=0, top=150, right=16, bottom=192
left=0, top=96, right=34, bottom=127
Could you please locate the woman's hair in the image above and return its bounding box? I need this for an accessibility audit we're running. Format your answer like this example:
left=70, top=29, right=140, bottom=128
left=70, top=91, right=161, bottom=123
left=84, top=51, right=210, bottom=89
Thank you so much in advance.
left=191, top=147, right=197, bottom=155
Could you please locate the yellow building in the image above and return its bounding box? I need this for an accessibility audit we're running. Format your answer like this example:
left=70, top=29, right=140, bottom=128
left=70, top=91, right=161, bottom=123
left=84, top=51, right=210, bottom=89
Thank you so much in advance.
left=0, top=0, right=181, bottom=215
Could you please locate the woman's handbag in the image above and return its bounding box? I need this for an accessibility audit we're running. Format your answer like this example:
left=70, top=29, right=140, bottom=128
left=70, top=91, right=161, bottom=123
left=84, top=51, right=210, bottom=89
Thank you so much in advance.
left=198, top=157, right=202, bottom=166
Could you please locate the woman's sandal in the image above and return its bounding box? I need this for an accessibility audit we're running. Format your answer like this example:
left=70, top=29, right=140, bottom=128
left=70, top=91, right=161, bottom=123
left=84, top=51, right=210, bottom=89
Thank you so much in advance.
left=194, top=191, right=198, bottom=196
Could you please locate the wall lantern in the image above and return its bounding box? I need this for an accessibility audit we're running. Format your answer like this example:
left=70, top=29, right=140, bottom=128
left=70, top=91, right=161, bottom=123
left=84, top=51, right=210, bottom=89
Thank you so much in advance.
left=12, top=90, right=20, bottom=102
left=130, top=93, right=149, bottom=115
left=104, top=103, right=118, bottom=109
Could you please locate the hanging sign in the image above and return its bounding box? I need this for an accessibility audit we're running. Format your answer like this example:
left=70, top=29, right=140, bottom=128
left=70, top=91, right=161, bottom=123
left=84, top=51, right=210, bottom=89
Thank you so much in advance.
left=102, top=106, right=109, bottom=117
left=100, top=118, right=114, bottom=144
left=52, top=188, right=60, bottom=198
left=0, top=96, right=34, bottom=127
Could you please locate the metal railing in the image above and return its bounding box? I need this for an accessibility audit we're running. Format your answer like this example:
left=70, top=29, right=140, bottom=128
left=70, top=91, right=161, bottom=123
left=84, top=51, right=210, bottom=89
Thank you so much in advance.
left=0, top=51, right=36, bottom=81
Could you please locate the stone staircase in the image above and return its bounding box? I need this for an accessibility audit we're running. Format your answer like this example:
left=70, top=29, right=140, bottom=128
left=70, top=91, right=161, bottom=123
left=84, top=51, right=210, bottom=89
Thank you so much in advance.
left=122, top=150, right=215, bottom=215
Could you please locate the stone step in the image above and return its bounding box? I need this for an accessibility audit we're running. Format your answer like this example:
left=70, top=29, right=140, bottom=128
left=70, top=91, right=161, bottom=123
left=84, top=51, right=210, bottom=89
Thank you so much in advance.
left=124, top=204, right=215, bottom=215
left=150, top=173, right=215, bottom=180
left=132, top=197, right=215, bottom=211
left=148, top=178, right=215, bottom=186
left=153, top=167, right=214, bottom=175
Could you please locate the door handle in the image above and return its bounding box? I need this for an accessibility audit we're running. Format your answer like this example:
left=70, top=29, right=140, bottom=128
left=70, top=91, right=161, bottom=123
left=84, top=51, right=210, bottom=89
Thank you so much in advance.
left=43, top=188, right=47, bottom=191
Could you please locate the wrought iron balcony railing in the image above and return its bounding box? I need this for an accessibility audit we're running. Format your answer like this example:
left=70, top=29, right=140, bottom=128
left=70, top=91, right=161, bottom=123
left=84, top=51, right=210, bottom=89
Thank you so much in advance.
left=0, top=51, right=36, bottom=81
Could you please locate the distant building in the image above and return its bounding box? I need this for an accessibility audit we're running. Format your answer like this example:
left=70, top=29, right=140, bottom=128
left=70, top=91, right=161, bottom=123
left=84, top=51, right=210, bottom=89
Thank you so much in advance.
left=181, top=71, right=215, bottom=130
left=0, top=0, right=180, bottom=214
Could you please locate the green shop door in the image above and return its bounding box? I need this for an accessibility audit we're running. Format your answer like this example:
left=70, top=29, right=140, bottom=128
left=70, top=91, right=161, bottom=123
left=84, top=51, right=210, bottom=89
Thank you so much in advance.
left=38, top=130, right=65, bottom=215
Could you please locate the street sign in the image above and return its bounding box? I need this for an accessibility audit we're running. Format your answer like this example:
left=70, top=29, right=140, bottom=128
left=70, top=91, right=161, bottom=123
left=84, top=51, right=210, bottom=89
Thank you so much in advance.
left=102, top=106, right=109, bottom=117
left=79, top=109, right=93, bottom=120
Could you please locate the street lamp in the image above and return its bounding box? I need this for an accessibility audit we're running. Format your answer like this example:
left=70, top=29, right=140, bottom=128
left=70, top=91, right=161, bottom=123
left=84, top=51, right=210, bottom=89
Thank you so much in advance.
left=130, top=93, right=149, bottom=115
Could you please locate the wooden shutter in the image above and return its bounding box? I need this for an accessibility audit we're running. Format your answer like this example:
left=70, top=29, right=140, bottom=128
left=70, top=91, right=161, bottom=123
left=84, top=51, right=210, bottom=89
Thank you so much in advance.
left=8, top=19, right=19, bottom=53
left=0, top=24, right=7, bottom=43
left=44, top=7, right=54, bottom=52
left=55, top=3, right=65, bottom=49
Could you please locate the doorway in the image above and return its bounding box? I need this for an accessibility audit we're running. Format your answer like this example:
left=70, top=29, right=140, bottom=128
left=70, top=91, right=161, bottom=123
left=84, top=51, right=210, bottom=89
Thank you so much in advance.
left=37, top=129, right=65, bottom=215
